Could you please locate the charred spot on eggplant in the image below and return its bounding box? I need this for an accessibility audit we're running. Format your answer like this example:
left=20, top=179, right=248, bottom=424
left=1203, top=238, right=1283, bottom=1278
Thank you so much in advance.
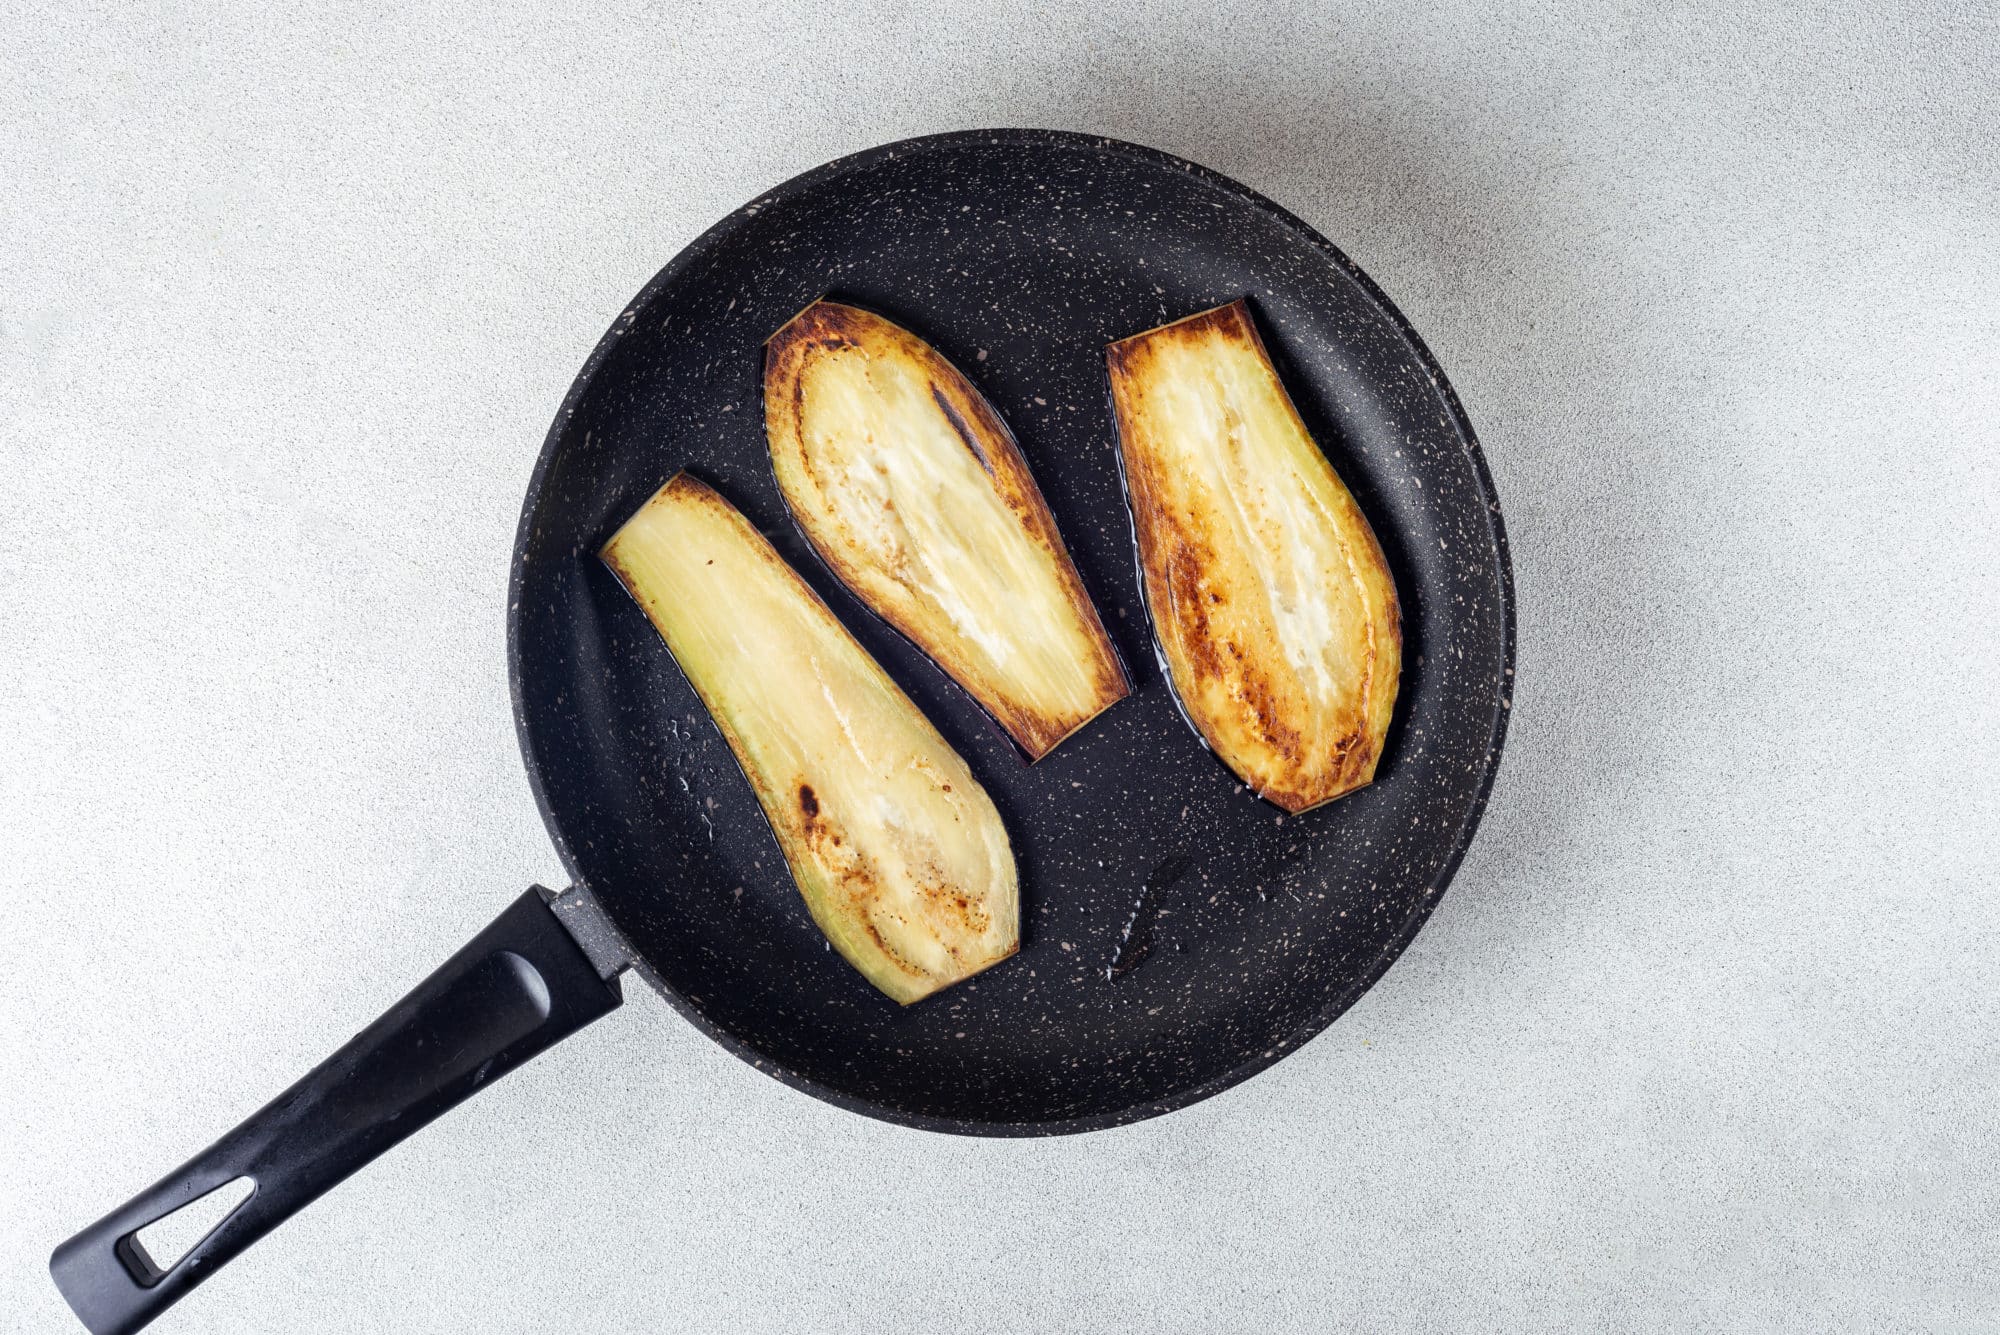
left=764, top=299, right=1129, bottom=761
left=600, top=472, right=1019, bottom=1004
left=1106, top=299, right=1402, bottom=814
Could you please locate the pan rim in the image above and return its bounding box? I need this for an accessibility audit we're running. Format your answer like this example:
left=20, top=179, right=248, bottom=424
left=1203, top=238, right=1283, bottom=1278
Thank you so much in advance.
left=508, top=128, right=1517, bottom=1137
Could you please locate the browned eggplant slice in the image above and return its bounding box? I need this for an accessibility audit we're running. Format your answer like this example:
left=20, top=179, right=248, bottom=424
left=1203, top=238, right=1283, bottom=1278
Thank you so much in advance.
left=600, top=473, right=1019, bottom=1004
left=764, top=300, right=1128, bottom=760
left=1106, top=299, right=1402, bottom=814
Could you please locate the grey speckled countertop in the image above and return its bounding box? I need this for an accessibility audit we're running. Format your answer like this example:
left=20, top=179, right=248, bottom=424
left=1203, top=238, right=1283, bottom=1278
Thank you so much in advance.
left=4, top=3, right=1996, bottom=1331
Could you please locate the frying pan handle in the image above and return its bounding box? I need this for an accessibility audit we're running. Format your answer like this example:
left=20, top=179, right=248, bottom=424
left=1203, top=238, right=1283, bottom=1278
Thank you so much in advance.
left=49, top=887, right=623, bottom=1335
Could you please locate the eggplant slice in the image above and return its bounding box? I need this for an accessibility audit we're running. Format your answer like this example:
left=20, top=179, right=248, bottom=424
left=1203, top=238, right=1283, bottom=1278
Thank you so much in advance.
left=765, top=300, right=1128, bottom=761
left=601, top=473, right=1018, bottom=1004
left=1106, top=300, right=1402, bottom=814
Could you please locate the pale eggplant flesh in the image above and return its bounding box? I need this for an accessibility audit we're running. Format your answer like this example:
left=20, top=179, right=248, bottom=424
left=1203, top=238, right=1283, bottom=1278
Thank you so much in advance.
left=764, top=300, right=1129, bottom=761
left=600, top=473, right=1019, bottom=1004
left=1106, top=299, right=1402, bottom=814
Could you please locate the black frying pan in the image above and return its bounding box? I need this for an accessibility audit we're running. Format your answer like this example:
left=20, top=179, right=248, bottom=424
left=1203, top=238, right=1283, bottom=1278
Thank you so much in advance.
left=51, top=130, right=1513, bottom=1335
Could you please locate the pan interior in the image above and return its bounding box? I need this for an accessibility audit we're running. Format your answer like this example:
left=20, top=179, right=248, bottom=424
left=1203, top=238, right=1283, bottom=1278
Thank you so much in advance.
left=512, top=133, right=1510, bottom=1132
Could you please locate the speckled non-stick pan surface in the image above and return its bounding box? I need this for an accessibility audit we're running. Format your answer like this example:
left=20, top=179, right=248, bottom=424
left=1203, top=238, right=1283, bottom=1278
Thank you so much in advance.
left=511, top=129, right=1515, bottom=1134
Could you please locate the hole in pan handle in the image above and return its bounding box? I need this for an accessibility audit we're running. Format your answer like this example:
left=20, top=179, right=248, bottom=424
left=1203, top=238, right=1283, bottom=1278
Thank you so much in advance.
left=49, top=887, right=626, bottom=1335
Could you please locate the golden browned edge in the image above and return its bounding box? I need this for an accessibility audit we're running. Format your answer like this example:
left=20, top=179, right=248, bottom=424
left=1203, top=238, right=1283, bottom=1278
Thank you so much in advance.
left=764, top=298, right=1130, bottom=760
left=1219, top=302, right=1403, bottom=811
left=600, top=471, right=1017, bottom=1005
left=1105, top=299, right=1403, bottom=815
left=763, top=297, right=824, bottom=349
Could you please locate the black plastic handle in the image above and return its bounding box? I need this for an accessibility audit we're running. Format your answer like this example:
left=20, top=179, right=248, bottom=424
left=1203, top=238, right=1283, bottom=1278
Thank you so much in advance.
left=50, top=887, right=623, bottom=1335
